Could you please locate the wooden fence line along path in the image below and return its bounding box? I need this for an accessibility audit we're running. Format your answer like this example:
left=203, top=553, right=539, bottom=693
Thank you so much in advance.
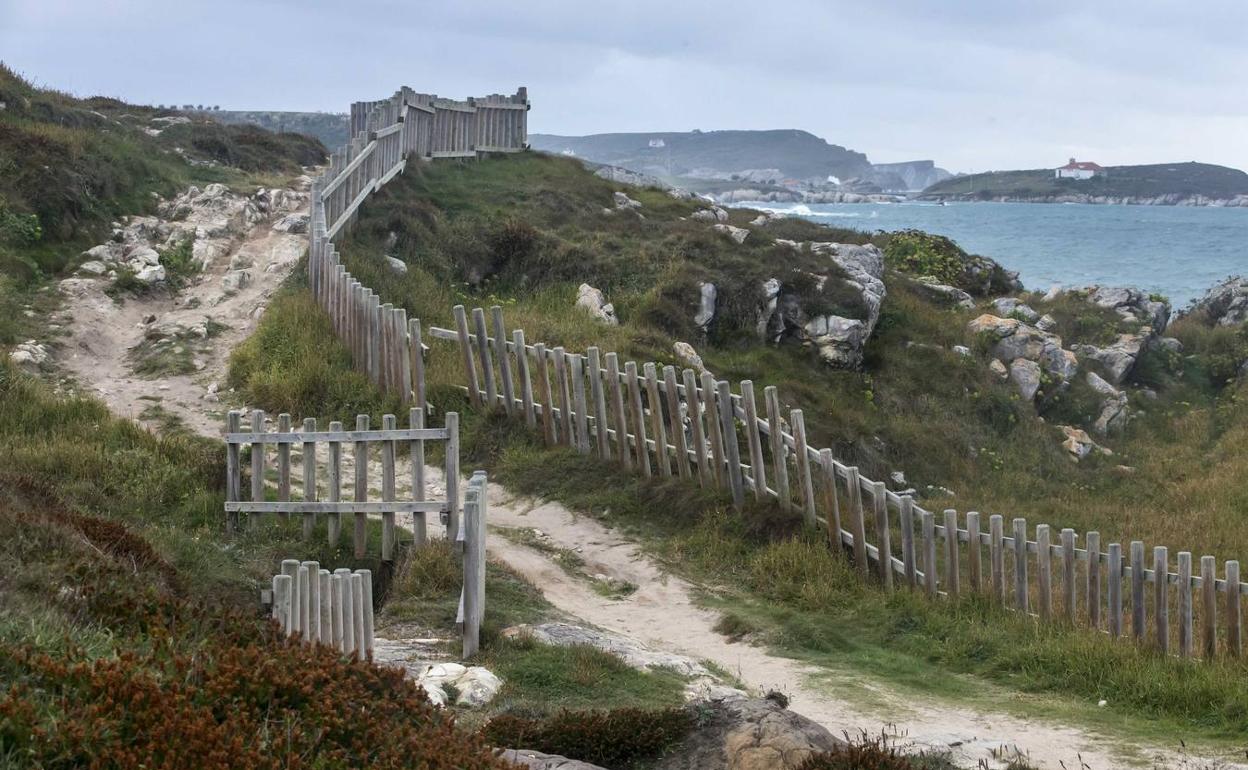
left=423, top=305, right=1247, bottom=662
left=269, top=560, right=374, bottom=661
left=224, top=408, right=461, bottom=561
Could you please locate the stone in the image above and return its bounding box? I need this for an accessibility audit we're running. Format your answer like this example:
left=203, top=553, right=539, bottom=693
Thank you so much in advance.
left=654, top=698, right=841, bottom=770
left=914, top=277, right=974, bottom=308
left=1036, top=313, right=1057, bottom=332
left=803, top=316, right=869, bottom=368
left=229, top=253, right=254, bottom=270
left=691, top=206, right=729, bottom=222
left=134, top=264, right=166, bottom=283
left=504, top=623, right=710, bottom=677
left=757, top=278, right=782, bottom=340
left=221, top=269, right=252, bottom=293
left=272, top=212, right=309, bottom=234
left=890, top=471, right=907, bottom=485
left=453, top=666, right=503, bottom=707
left=575, top=284, right=619, bottom=325
left=78, top=260, right=108, bottom=276
left=1157, top=336, right=1183, bottom=353
left=1059, top=425, right=1112, bottom=461
left=952, top=345, right=971, bottom=356
left=694, top=282, right=717, bottom=332
left=992, top=297, right=1039, bottom=322
left=969, top=314, right=1078, bottom=385
left=989, top=359, right=1009, bottom=379
left=749, top=214, right=769, bottom=226
left=1072, top=333, right=1147, bottom=385
left=9, top=340, right=49, bottom=369
left=500, top=750, right=608, bottom=770
left=82, top=244, right=116, bottom=263
left=385, top=256, right=408, bottom=275
left=1080, top=285, right=1170, bottom=333
left=613, top=190, right=642, bottom=210
left=1043, top=285, right=1064, bottom=302
left=1086, top=372, right=1129, bottom=435
left=802, top=243, right=888, bottom=368
left=1009, top=358, right=1043, bottom=401
left=711, top=223, right=749, bottom=243
left=1188, top=275, right=1248, bottom=326
left=128, top=246, right=161, bottom=266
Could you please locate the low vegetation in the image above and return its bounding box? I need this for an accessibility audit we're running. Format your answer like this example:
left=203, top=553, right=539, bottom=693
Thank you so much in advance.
left=481, top=707, right=694, bottom=769
left=920, top=162, right=1248, bottom=201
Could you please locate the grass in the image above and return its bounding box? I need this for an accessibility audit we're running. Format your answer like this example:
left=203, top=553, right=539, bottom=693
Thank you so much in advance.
left=127, top=319, right=225, bottom=377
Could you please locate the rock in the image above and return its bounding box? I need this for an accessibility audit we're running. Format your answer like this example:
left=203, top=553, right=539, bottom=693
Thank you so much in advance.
left=1009, top=358, right=1042, bottom=401
left=385, top=256, right=408, bottom=275
left=749, top=214, right=769, bottom=227
left=453, top=666, right=503, bottom=707
left=1157, top=336, right=1183, bottom=353
left=504, top=623, right=710, bottom=677
left=229, top=253, right=254, bottom=270
left=802, top=243, right=887, bottom=368
left=1059, top=425, right=1112, bottom=461
left=952, top=345, right=971, bottom=356
left=890, top=471, right=907, bottom=486
left=1188, top=275, right=1248, bottom=326
left=654, top=698, right=841, bottom=770
left=691, top=206, right=729, bottom=222
left=272, top=212, right=309, bottom=234
left=143, top=314, right=157, bottom=325
left=221, top=269, right=252, bottom=293
left=82, top=244, right=117, bottom=263
left=127, top=246, right=161, bottom=267
left=1036, top=313, right=1057, bottom=332
left=134, top=264, right=166, bottom=283
left=673, top=341, right=707, bottom=374
left=613, top=191, right=642, bottom=210
left=8, top=340, right=49, bottom=369
left=757, top=278, right=782, bottom=340
left=499, top=750, right=608, bottom=770
left=575, top=284, right=619, bottom=325
left=1072, top=333, right=1147, bottom=385
left=969, top=314, right=1078, bottom=391
left=694, top=282, right=717, bottom=332
left=1087, top=372, right=1129, bottom=435
left=1080, top=285, right=1170, bottom=333
left=989, top=358, right=1009, bottom=379
left=992, top=297, right=1039, bottom=322
left=803, top=316, right=870, bottom=368
left=1043, top=285, right=1064, bottom=302
left=914, top=277, right=974, bottom=308
left=78, top=260, right=108, bottom=276
left=711, top=223, right=749, bottom=243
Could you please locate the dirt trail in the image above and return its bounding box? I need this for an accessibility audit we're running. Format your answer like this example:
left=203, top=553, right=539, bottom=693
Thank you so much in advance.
left=48, top=184, right=1235, bottom=770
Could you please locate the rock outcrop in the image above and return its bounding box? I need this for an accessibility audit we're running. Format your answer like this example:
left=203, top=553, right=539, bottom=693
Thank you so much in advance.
left=505, top=623, right=709, bottom=678
left=1087, top=371, right=1130, bottom=435
left=968, top=314, right=1078, bottom=400
left=1059, top=425, right=1112, bottom=461
left=913, top=276, right=973, bottom=308
left=711, top=223, right=749, bottom=243
left=673, top=341, right=708, bottom=374
left=500, top=750, right=608, bottom=770
left=691, top=206, right=729, bottom=223
left=694, top=282, right=717, bottom=332
left=654, top=697, right=842, bottom=770
left=413, top=662, right=503, bottom=708
left=613, top=190, right=642, bottom=211
left=1078, top=285, right=1169, bottom=333
left=1072, top=334, right=1148, bottom=385
left=1188, top=275, right=1248, bottom=326
left=575, top=284, right=619, bottom=325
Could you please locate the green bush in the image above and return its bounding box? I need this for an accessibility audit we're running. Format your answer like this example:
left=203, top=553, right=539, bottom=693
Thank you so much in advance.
left=481, top=707, right=692, bottom=769
left=882, top=230, right=967, bottom=287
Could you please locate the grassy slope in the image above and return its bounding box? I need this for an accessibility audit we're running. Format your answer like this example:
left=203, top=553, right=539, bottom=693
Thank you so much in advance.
left=921, top=162, right=1248, bottom=200
left=229, top=152, right=1248, bottom=740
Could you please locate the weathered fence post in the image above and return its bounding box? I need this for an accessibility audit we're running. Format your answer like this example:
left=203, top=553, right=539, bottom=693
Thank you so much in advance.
left=689, top=370, right=712, bottom=486
left=942, top=509, right=958, bottom=599
left=965, top=512, right=981, bottom=593
left=626, top=362, right=651, bottom=476
left=251, top=409, right=266, bottom=506
left=381, top=414, right=397, bottom=561
left=409, top=407, right=427, bottom=546
left=1131, top=541, right=1146, bottom=641
left=273, top=573, right=292, bottom=634
left=1155, top=546, right=1170, bottom=654
left=516, top=330, right=536, bottom=429
left=302, top=417, right=318, bottom=540
left=791, top=410, right=816, bottom=529
left=226, top=411, right=241, bottom=532
left=571, top=353, right=590, bottom=454
left=741, top=381, right=766, bottom=500
left=663, top=366, right=687, bottom=479
left=491, top=307, right=515, bottom=415
left=1087, top=531, right=1102, bottom=629
left=277, top=413, right=292, bottom=512
left=1062, top=528, right=1077, bottom=622
left=1201, top=555, right=1216, bottom=659
left=876, top=482, right=895, bottom=589
left=445, top=412, right=460, bottom=538
left=990, top=515, right=1005, bottom=603
left=847, top=467, right=868, bottom=576
left=1177, top=551, right=1193, bottom=658
left=1227, top=561, right=1242, bottom=656
left=453, top=305, right=481, bottom=407
left=353, top=414, right=369, bottom=559
left=1013, top=518, right=1028, bottom=613
left=1108, top=542, right=1123, bottom=639
left=327, top=421, right=343, bottom=546
left=645, top=363, right=670, bottom=478
left=819, top=449, right=841, bottom=549
left=922, top=510, right=937, bottom=598
left=718, top=380, right=745, bottom=509
left=608, top=355, right=631, bottom=470
left=588, top=348, right=609, bottom=458
left=535, top=343, right=555, bottom=445
left=901, top=496, right=918, bottom=588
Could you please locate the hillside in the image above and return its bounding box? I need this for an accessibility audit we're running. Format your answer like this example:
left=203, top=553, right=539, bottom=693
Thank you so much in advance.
left=207, top=110, right=351, bottom=150
left=920, top=161, right=1248, bottom=204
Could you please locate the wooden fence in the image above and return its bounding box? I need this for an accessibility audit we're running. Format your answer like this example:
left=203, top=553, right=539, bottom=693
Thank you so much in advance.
left=269, top=560, right=375, bottom=660
left=224, top=408, right=461, bottom=561
left=421, top=304, right=1246, bottom=662
left=458, top=472, right=488, bottom=657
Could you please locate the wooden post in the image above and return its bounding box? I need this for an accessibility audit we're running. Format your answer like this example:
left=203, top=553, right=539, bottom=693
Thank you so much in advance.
left=301, top=560, right=320, bottom=643
left=225, top=411, right=241, bottom=532
left=335, top=569, right=354, bottom=655
left=327, top=421, right=342, bottom=547
left=1227, top=561, right=1241, bottom=657
left=588, top=348, right=610, bottom=459
left=1087, top=531, right=1101, bottom=629
left=1131, top=541, right=1146, bottom=641
left=472, top=308, right=497, bottom=409
left=901, top=496, right=918, bottom=587
left=1108, top=542, right=1123, bottom=639
left=302, top=417, right=318, bottom=541
left=462, top=473, right=487, bottom=659
left=410, top=318, right=426, bottom=409
left=445, top=412, right=460, bottom=538
left=491, top=306, right=515, bottom=415
left=763, top=386, right=788, bottom=508
left=1155, top=546, right=1170, bottom=655
left=453, top=305, right=480, bottom=406
left=381, top=414, right=397, bottom=561
left=1035, top=525, right=1051, bottom=620
left=1062, top=529, right=1077, bottom=623
left=965, top=512, right=981, bottom=593
left=1201, top=555, right=1216, bottom=660
left=353, top=414, right=369, bottom=559
left=847, top=467, right=868, bottom=576
left=645, top=364, right=670, bottom=478
left=942, top=509, right=958, bottom=599
left=626, top=362, right=651, bottom=476
left=791, top=410, right=816, bottom=528
left=921, top=510, right=937, bottom=597
left=1013, top=518, right=1028, bottom=613
left=990, top=515, right=1005, bottom=603
left=319, top=569, right=332, bottom=646
left=534, top=343, right=555, bottom=445
left=357, top=569, right=374, bottom=659
left=273, top=574, right=292, bottom=635
left=702, top=373, right=725, bottom=487
left=351, top=572, right=366, bottom=661
left=570, top=353, right=590, bottom=455
left=741, top=381, right=766, bottom=500
left=283, top=560, right=301, bottom=635
left=251, top=409, right=266, bottom=505
left=516, top=330, right=536, bottom=429
left=297, top=564, right=311, bottom=639
left=409, top=407, right=427, bottom=547
left=875, top=482, right=895, bottom=588
left=553, top=346, right=572, bottom=446
left=1177, top=551, right=1193, bottom=658
left=819, top=449, right=842, bottom=549
left=718, top=380, right=745, bottom=508
left=607, top=354, right=631, bottom=470
left=687, top=369, right=710, bottom=485
left=663, top=366, right=688, bottom=479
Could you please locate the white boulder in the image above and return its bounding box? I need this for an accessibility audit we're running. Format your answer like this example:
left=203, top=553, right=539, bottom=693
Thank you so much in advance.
left=575, top=284, right=618, bottom=325
left=711, top=223, right=749, bottom=243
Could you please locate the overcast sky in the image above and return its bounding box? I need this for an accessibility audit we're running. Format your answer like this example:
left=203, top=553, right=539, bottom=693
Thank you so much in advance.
left=3, top=0, right=1246, bottom=172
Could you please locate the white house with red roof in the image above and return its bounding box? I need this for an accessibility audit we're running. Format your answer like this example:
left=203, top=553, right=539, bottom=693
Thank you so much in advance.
left=1055, top=158, right=1105, bottom=180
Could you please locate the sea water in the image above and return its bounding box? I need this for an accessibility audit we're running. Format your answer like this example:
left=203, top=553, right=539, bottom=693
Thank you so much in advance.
left=746, top=201, right=1248, bottom=307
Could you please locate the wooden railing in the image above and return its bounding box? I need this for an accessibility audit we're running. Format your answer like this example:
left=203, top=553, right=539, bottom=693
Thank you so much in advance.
left=268, top=560, right=375, bottom=661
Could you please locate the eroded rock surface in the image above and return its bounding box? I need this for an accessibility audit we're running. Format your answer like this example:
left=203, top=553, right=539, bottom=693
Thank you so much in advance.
left=654, top=697, right=842, bottom=770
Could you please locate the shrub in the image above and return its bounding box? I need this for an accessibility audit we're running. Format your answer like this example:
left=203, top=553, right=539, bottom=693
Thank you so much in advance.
left=882, top=230, right=967, bottom=287
left=798, top=733, right=921, bottom=770
left=481, top=707, right=693, bottom=769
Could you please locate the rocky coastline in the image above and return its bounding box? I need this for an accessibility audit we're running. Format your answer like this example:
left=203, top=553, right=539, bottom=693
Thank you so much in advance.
left=917, top=192, right=1248, bottom=207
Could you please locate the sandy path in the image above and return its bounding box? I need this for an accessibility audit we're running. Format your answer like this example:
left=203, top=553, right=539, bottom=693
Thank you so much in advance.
left=48, top=187, right=1236, bottom=769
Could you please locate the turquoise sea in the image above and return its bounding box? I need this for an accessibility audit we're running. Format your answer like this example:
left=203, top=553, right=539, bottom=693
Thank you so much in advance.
left=746, top=201, right=1248, bottom=307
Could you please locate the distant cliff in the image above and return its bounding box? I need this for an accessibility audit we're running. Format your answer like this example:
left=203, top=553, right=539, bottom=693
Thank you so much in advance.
left=205, top=111, right=350, bottom=150
left=920, top=162, right=1248, bottom=206
left=869, top=160, right=951, bottom=192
